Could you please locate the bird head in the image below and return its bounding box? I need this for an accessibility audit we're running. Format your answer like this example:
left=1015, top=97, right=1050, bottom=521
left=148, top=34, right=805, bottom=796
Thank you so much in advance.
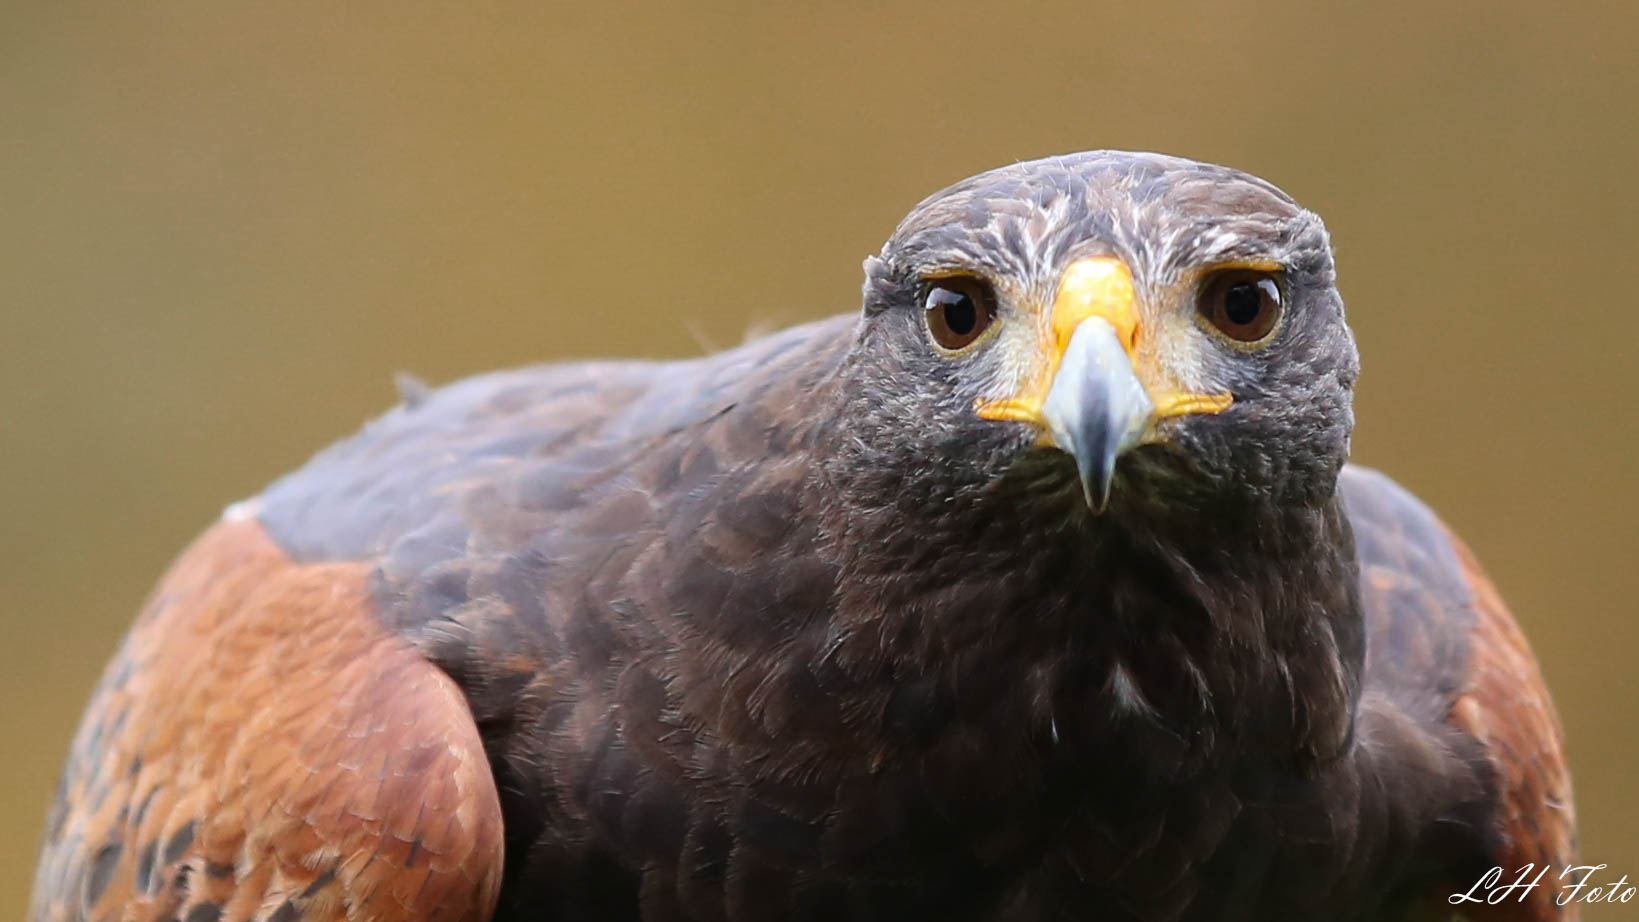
left=850, top=151, right=1359, bottom=519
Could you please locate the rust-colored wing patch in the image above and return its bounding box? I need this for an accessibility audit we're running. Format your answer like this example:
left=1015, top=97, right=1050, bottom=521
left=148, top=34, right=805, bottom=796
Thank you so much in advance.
left=1444, top=527, right=1577, bottom=922
left=30, top=515, right=504, bottom=922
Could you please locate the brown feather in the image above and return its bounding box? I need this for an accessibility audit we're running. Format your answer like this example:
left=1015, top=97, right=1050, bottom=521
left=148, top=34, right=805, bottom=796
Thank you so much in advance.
left=1442, top=526, right=1577, bottom=922
left=30, top=516, right=504, bottom=922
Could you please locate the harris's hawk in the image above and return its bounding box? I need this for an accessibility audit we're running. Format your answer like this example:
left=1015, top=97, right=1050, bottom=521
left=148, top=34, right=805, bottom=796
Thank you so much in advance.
left=31, top=152, right=1575, bottom=922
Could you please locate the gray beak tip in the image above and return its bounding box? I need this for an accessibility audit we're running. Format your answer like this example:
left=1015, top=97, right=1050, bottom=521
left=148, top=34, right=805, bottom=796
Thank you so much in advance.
left=1068, top=451, right=1121, bottom=517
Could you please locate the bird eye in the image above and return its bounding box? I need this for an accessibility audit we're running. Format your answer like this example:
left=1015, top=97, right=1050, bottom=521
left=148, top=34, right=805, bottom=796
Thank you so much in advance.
left=1197, top=270, right=1282, bottom=344
left=923, top=277, right=996, bottom=352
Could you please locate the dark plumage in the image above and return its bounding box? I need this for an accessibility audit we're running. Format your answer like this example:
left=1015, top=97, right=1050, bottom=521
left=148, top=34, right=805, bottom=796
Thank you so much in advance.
left=33, top=152, right=1574, bottom=922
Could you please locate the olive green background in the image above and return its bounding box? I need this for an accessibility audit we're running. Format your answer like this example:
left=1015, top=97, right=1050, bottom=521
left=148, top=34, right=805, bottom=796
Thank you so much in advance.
left=3, top=1, right=1635, bottom=914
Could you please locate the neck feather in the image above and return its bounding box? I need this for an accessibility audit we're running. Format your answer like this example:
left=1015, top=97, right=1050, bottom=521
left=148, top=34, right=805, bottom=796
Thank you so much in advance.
left=819, top=457, right=1366, bottom=776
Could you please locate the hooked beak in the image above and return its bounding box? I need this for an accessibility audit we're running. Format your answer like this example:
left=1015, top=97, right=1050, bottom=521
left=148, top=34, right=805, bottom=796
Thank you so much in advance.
left=1040, top=318, right=1152, bottom=510
left=977, top=257, right=1232, bottom=511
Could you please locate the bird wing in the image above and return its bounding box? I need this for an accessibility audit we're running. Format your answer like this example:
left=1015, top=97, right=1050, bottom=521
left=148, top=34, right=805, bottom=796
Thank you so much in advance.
left=1342, top=465, right=1576, bottom=921
left=33, top=318, right=852, bottom=922
left=1440, top=529, right=1579, bottom=919
left=253, top=317, right=845, bottom=564
left=29, top=516, right=505, bottom=922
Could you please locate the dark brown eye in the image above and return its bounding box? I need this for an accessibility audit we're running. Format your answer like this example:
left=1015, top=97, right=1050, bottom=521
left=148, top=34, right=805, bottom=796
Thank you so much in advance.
left=1198, top=270, right=1282, bottom=343
left=923, top=277, right=996, bottom=351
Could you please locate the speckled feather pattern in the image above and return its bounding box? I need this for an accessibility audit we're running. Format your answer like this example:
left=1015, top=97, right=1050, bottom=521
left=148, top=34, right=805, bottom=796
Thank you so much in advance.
left=32, top=152, right=1574, bottom=922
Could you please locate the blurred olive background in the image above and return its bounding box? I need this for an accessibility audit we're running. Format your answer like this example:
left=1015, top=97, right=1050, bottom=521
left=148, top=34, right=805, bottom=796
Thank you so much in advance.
left=4, top=0, right=1636, bottom=913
